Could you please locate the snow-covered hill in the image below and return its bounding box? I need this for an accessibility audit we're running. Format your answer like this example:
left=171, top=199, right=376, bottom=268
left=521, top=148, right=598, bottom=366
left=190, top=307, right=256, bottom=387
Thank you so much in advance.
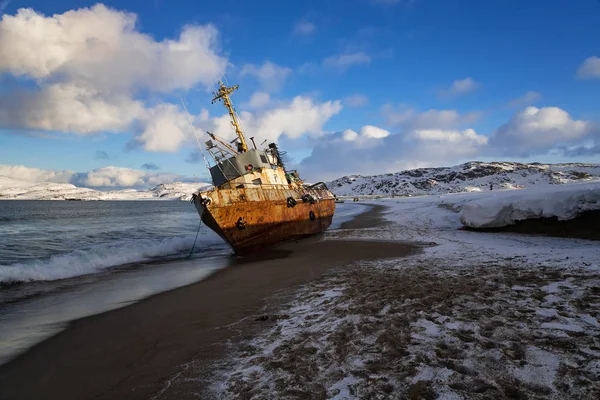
left=0, top=176, right=212, bottom=201
left=4, top=161, right=600, bottom=200
left=327, top=162, right=600, bottom=196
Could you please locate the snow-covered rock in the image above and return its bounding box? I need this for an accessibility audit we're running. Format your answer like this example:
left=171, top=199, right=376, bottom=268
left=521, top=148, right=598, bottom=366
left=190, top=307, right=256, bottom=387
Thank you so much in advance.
left=327, top=162, right=600, bottom=197
left=0, top=176, right=212, bottom=201
left=457, top=181, right=600, bottom=228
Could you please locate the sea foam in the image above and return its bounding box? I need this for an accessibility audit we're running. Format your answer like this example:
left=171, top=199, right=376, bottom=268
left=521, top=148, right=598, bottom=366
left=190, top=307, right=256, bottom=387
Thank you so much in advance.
left=0, top=236, right=214, bottom=284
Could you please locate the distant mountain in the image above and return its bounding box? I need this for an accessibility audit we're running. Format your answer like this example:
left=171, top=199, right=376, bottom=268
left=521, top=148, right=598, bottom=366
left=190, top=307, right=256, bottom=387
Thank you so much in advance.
left=327, top=162, right=600, bottom=197
left=0, top=176, right=212, bottom=201
left=3, top=161, right=599, bottom=200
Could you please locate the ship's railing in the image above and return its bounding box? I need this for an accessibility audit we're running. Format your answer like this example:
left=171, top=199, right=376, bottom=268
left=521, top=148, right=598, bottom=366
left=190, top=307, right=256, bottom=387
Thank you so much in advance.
left=226, top=183, right=289, bottom=190
left=221, top=182, right=331, bottom=192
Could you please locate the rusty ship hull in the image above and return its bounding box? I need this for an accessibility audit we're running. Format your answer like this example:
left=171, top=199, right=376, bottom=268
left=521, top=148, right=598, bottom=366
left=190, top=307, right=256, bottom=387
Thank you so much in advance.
left=189, top=80, right=337, bottom=255
left=193, top=186, right=336, bottom=255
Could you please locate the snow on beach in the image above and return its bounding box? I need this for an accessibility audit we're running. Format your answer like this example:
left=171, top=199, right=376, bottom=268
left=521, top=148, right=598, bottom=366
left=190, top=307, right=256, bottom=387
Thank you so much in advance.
left=455, top=182, right=600, bottom=229
left=210, top=188, right=600, bottom=399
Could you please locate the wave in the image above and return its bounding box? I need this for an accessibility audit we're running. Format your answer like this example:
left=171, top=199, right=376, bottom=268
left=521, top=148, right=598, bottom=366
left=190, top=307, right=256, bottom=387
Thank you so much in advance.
left=0, top=236, right=222, bottom=284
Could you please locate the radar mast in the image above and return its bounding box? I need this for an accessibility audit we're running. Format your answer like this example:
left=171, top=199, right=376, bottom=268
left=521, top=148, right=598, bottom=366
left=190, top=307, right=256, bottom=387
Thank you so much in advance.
left=211, top=81, right=249, bottom=153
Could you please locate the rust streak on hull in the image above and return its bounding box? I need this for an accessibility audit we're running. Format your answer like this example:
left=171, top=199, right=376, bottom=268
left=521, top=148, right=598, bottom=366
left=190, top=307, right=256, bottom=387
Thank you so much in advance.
left=193, top=186, right=335, bottom=255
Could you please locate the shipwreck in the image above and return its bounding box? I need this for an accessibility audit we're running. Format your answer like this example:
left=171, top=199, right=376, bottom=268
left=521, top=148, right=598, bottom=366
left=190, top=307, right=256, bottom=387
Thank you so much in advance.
left=191, top=81, right=336, bottom=255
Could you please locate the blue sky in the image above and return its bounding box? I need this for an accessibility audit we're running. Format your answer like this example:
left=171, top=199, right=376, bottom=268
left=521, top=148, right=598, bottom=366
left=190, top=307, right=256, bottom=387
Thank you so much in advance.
left=0, top=0, right=599, bottom=187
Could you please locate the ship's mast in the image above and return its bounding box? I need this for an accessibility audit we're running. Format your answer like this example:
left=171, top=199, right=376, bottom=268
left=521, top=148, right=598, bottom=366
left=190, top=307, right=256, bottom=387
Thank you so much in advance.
left=211, top=81, right=249, bottom=153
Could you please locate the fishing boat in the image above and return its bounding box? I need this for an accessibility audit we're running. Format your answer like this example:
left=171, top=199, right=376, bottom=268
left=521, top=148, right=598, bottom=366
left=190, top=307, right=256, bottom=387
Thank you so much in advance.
left=191, top=81, right=336, bottom=255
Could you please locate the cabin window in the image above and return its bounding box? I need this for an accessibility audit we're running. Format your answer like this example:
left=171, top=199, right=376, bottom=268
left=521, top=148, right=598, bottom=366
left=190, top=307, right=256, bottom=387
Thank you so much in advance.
left=252, top=178, right=262, bottom=185
left=260, top=155, right=268, bottom=164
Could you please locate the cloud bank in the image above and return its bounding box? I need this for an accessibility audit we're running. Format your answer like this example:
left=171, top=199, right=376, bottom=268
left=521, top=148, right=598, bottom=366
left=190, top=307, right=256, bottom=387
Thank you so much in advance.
left=300, top=106, right=598, bottom=181
left=0, top=3, right=226, bottom=147
left=0, top=165, right=180, bottom=188
left=490, top=106, right=593, bottom=157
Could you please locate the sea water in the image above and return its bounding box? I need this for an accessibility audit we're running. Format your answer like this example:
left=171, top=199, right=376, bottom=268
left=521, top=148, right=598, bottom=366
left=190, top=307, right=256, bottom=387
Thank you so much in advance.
left=0, top=200, right=367, bottom=364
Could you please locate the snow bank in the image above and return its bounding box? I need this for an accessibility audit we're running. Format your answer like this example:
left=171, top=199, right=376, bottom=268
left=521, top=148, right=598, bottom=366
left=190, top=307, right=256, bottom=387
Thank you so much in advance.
left=459, top=182, right=600, bottom=228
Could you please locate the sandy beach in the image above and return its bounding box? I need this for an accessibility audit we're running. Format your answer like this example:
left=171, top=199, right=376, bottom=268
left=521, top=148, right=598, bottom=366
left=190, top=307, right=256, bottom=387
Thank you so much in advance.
left=0, top=205, right=418, bottom=400
left=2, top=197, right=599, bottom=400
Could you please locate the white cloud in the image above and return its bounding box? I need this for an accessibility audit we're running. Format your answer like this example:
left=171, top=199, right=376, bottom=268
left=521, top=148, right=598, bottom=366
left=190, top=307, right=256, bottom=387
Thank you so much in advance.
left=577, top=56, right=600, bottom=79
left=134, top=95, right=342, bottom=153
left=332, top=125, right=390, bottom=149
left=342, top=129, right=359, bottom=141
left=0, top=3, right=227, bottom=144
left=293, top=21, right=315, bottom=35
left=0, top=85, right=199, bottom=152
left=244, top=92, right=271, bottom=109
left=0, top=4, right=226, bottom=91
left=339, top=126, right=389, bottom=142
left=0, top=82, right=146, bottom=134
left=508, top=91, right=542, bottom=107
left=300, top=125, right=487, bottom=181
left=490, top=106, right=592, bottom=156
left=438, top=77, right=479, bottom=97
left=300, top=104, right=598, bottom=181
left=231, top=96, right=343, bottom=142
left=323, top=52, right=371, bottom=70
left=407, top=128, right=488, bottom=163
left=360, top=125, right=389, bottom=138
left=381, top=105, right=481, bottom=130
left=344, top=94, right=369, bottom=107
left=0, top=165, right=74, bottom=183
left=135, top=103, right=192, bottom=152
left=411, top=128, right=487, bottom=146
left=0, top=165, right=180, bottom=188
left=240, top=61, right=292, bottom=92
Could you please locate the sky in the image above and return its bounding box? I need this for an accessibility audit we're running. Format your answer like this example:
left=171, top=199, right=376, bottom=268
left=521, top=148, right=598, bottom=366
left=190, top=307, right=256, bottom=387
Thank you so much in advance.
left=0, top=0, right=599, bottom=188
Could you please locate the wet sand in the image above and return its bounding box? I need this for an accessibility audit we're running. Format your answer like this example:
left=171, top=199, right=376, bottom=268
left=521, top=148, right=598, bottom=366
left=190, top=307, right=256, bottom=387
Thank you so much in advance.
left=0, top=204, right=418, bottom=400
left=340, top=203, right=391, bottom=230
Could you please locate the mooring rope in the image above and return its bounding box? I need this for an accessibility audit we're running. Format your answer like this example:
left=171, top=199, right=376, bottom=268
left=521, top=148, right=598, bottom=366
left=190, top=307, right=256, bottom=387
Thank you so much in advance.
left=187, top=220, right=202, bottom=259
